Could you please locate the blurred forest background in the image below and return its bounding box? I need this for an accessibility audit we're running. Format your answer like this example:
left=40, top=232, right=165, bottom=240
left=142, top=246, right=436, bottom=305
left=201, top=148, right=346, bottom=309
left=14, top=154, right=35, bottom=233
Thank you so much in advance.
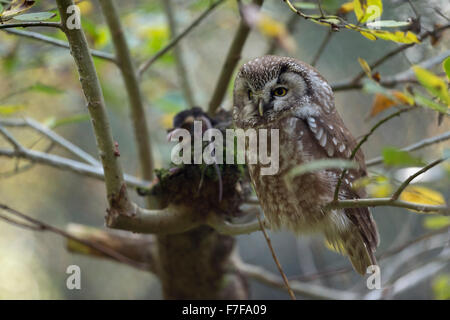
left=0, top=0, right=449, bottom=299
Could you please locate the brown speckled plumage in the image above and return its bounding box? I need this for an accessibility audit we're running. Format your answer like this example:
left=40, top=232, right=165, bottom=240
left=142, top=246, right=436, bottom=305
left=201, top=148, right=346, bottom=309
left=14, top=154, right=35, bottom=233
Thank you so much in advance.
left=233, top=56, right=379, bottom=275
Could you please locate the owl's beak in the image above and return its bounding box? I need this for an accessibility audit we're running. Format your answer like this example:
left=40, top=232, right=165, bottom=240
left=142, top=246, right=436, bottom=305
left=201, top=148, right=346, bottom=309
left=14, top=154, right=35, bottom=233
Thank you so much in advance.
left=258, top=99, right=264, bottom=117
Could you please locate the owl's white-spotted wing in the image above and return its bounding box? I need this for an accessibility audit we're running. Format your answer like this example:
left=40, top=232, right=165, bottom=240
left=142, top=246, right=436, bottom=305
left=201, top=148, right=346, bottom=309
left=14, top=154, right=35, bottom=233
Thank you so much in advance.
left=299, top=109, right=379, bottom=252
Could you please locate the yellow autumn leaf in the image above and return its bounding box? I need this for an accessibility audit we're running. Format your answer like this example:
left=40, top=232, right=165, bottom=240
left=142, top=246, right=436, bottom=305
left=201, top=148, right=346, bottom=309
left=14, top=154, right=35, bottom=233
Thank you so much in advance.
left=358, top=57, right=372, bottom=78
left=338, top=2, right=355, bottom=14
left=353, top=0, right=382, bottom=23
left=392, top=91, right=414, bottom=105
left=413, top=66, right=450, bottom=106
left=360, top=31, right=377, bottom=40
left=369, top=93, right=396, bottom=117
left=373, top=30, right=420, bottom=44
left=368, top=182, right=393, bottom=198
left=400, top=186, right=446, bottom=213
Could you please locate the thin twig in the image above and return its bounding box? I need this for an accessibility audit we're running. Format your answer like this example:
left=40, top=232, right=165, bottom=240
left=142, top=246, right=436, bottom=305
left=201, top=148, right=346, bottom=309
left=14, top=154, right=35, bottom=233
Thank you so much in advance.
left=0, top=21, right=61, bottom=30
left=2, top=29, right=116, bottom=63
left=327, top=197, right=449, bottom=215
left=257, top=215, right=296, bottom=300
left=138, top=0, right=225, bottom=77
left=56, top=0, right=132, bottom=215
left=391, top=158, right=445, bottom=200
left=311, top=29, right=333, bottom=67
left=346, top=23, right=450, bottom=86
left=0, top=147, right=150, bottom=189
left=0, top=125, right=22, bottom=150
left=366, top=131, right=450, bottom=167
left=333, top=107, right=413, bottom=200
left=162, top=0, right=196, bottom=107
left=208, top=0, right=264, bottom=114
left=0, top=204, right=152, bottom=270
left=0, top=118, right=100, bottom=166
left=98, top=0, right=154, bottom=182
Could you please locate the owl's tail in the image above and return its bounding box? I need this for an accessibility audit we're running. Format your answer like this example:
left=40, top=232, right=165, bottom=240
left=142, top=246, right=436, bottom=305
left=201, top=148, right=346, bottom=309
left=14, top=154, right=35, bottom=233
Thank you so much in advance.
left=326, top=207, right=379, bottom=275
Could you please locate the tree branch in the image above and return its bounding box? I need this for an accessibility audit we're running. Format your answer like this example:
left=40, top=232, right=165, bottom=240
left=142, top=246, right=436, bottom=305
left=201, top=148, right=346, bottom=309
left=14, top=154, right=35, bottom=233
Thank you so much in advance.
left=56, top=0, right=132, bottom=214
left=233, top=257, right=358, bottom=299
left=331, top=24, right=450, bottom=91
left=0, top=118, right=100, bottom=166
left=161, top=0, right=195, bottom=107
left=2, top=28, right=116, bottom=63
left=66, top=223, right=157, bottom=273
left=137, top=0, right=225, bottom=77
left=0, top=21, right=62, bottom=30
left=0, top=147, right=149, bottom=189
left=334, top=107, right=413, bottom=200
left=208, top=0, right=264, bottom=114
left=0, top=204, right=151, bottom=270
left=98, top=0, right=154, bottom=182
left=327, top=197, right=449, bottom=215
left=391, top=158, right=445, bottom=201
left=366, top=131, right=450, bottom=167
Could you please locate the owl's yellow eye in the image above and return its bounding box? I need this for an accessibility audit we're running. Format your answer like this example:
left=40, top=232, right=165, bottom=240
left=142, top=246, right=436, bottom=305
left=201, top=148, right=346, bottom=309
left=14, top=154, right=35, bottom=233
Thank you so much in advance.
left=273, top=87, right=288, bottom=97
left=248, top=90, right=253, bottom=100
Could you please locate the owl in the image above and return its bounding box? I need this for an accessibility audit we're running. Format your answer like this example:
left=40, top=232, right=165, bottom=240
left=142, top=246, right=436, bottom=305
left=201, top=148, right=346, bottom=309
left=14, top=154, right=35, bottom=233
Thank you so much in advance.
left=232, top=56, right=379, bottom=275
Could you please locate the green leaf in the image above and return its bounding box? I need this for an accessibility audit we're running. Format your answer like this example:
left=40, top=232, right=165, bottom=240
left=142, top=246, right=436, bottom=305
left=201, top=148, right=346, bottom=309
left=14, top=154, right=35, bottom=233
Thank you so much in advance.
left=30, top=83, right=64, bottom=95
left=382, top=147, right=425, bottom=167
left=13, top=12, right=56, bottom=21
left=443, top=56, right=450, bottom=80
left=432, top=274, right=450, bottom=300
left=353, top=0, right=382, bottom=23
left=0, top=104, right=26, bottom=115
left=45, top=114, right=90, bottom=129
left=423, top=216, right=450, bottom=230
left=414, top=93, right=448, bottom=113
left=366, top=20, right=412, bottom=28
left=286, top=159, right=358, bottom=181
left=292, top=2, right=317, bottom=9
left=413, top=66, right=450, bottom=105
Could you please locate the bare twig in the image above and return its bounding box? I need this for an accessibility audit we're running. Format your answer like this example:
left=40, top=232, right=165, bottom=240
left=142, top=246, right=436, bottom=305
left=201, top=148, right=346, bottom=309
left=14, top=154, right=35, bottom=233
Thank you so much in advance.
left=266, top=14, right=298, bottom=55
left=366, top=131, right=450, bottom=167
left=57, top=0, right=135, bottom=223
left=257, top=215, right=296, bottom=300
left=206, top=211, right=263, bottom=235
left=138, top=0, right=225, bottom=77
left=333, top=108, right=413, bottom=200
left=391, top=158, right=445, bottom=200
left=0, top=21, right=62, bottom=30
left=327, top=197, right=449, bottom=215
left=66, top=223, right=157, bottom=273
left=0, top=147, right=149, bottom=189
left=161, top=0, right=195, bottom=107
left=0, top=204, right=152, bottom=270
left=2, top=29, right=116, bottom=63
left=332, top=23, right=450, bottom=90
left=333, top=49, right=450, bottom=91
left=98, top=0, right=154, bottom=182
left=208, top=0, right=264, bottom=114
left=0, top=125, right=22, bottom=150
left=311, top=29, right=333, bottom=67
left=0, top=118, right=100, bottom=166
left=234, top=257, right=358, bottom=299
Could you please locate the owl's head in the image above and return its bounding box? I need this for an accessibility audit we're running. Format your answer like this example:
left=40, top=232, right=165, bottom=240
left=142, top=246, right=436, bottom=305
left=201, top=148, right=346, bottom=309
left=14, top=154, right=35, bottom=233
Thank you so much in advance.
left=233, top=55, right=334, bottom=129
